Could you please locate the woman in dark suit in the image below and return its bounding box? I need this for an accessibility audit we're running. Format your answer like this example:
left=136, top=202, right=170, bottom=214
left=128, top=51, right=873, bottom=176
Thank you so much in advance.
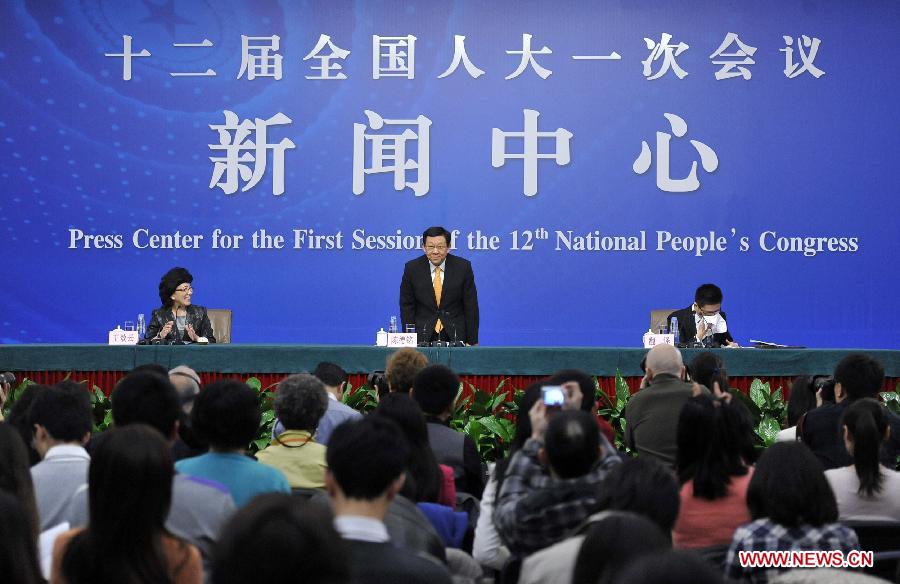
left=145, top=267, right=216, bottom=343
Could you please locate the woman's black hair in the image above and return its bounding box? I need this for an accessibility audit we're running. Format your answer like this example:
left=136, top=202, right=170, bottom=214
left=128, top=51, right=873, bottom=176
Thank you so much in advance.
left=676, top=394, right=749, bottom=500
left=0, top=490, right=43, bottom=584
left=5, top=383, right=51, bottom=465
left=842, top=398, right=888, bottom=497
left=62, top=424, right=178, bottom=583
left=689, top=352, right=728, bottom=394
left=618, top=550, right=723, bottom=584
left=746, top=441, right=838, bottom=528
left=787, top=376, right=823, bottom=427
left=494, top=380, right=545, bottom=497
left=373, top=392, right=443, bottom=503
left=158, top=266, right=193, bottom=308
left=212, top=493, right=351, bottom=584
left=571, top=512, right=671, bottom=584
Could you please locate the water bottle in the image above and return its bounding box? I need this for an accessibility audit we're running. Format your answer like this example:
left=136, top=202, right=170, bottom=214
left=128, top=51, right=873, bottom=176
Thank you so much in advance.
left=389, top=315, right=398, bottom=333
left=671, top=316, right=679, bottom=345
left=137, top=313, right=146, bottom=338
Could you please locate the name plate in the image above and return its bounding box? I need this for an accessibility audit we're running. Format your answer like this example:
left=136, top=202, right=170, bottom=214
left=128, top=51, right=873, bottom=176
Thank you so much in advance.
left=642, top=332, right=675, bottom=348
left=387, top=332, right=417, bottom=347
left=109, top=327, right=140, bottom=345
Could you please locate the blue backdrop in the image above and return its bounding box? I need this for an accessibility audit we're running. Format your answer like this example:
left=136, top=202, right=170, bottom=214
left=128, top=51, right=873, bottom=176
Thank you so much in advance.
left=1, top=0, right=898, bottom=348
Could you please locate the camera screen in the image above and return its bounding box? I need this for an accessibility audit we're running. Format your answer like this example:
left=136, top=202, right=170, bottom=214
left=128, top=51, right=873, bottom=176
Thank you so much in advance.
left=542, top=385, right=565, bottom=407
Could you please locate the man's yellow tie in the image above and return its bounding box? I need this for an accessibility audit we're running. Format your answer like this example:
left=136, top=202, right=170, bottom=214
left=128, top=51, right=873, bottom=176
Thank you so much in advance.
left=434, top=266, right=443, bottom=333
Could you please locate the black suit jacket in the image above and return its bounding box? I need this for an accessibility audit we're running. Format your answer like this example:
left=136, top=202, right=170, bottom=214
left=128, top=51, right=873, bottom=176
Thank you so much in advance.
left=145, top=305, right=216, bottom=343
left=668, top=306, right=733, bottom=346
left=344, top=539, right=452, bottom=584
left=399, top=254, right=479, bottom=344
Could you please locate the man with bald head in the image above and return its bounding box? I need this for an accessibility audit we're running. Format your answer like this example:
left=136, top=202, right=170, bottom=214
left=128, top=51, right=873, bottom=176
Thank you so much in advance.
left=623, top=344, right=707, bottom=469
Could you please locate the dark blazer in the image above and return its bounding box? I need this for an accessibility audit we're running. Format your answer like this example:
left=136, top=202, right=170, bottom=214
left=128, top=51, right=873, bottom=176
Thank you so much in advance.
left=344, top=539, right=452, bottom=584
left=668, top=306, right=734, bottom=346
left=399, top=254, right=479, bottom=344
left=145, top=305, right=216, bottom=343
left=801, top=400, right=900, bottom=470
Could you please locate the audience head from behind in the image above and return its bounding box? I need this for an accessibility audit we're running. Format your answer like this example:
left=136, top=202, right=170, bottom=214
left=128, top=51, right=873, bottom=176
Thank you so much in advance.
left=29, top=381, right=92, bottom=457
left=834, top=354, right=885, bottom=403
left=192, top=379, right=260, bottom=453
left=5, top=383, right=51, bottom=465
left=596, top=457, right=680, bottom=536
left=373, top=392, right=442, bottom=503
left=618, top=549, right=723, bottom=584
left=411, top=364, right=459, bottom=420
left=130, top=362, right=170, bottom=379
left=676, top=394, right=752, bottom=500
left=541, top=410, right=600, bottom=479
left=0, top=423, right=40, bottom=548
left=168, top=365, right=202, bottom=413
left=313, top=361, right=349, bottom=399
left=747, top=442, right=837, bottom=528
left=61, top=424, right=179, bottom=583
left=841, top=398, right=890, bottom=497
left=688, top=352, right=728, bottom=393
left=275, top=374, right=328, bottom=435
left=387, top=347, right=429, bottom=394
left=787, top=376, right=828, bottom=427
left=571, top=511, right=671, bottom=584
left=212, top=493, right=351, bottom=584
left=644, top=343, right=686, bottom=381
left=112, top=372, right=181, bottom=439
left=0, top=490, right=44, bottom=584
left=325, top=416, right=409, bottom=508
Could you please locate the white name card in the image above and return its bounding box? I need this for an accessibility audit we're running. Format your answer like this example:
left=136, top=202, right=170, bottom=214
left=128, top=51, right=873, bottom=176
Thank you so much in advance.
left=109, top=327, right=140, bottom=345
left=642, top=332, right=675, bottom=349
left=387, top=332, right=417, bottom=347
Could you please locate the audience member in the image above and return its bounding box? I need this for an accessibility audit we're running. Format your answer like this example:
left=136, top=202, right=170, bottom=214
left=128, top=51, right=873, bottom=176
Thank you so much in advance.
left=624, top=344, right=706, bottom=468
left=546, top=368, right=616, bottom=444
left=312, top=362, right=363, bottom=445
left=65, top=372, right=236, bottom=573
left=29, top=382, right=92, bottom=530
left=176, top=380, right=290, bottom=507
left=689, top=351, right=729, bottom=394
left=131, top=362, right=170, bottom=378
left=570, top=512, right=671, bottom=584
left=472, top=382, right=543, bottom=570
left=777, top=376, right=828, bottom=442
left=619, top=550, right=723, bottom=584
left=725, top=442, right=859, bottom=584
left=673, top=394, right=754, bottom=549
left=374, top=392, right=455, bottom=506
left=412, top=365, right=485, bottom=497
left=168, top=365, right=207, bottom=459
left=801, top=354, right=900, bottom=469
left=386, top=347, right=429, bottom=393
left=0, top=423, right=40, bottom=538
left=519, top=457, right=679, bottom=584
left=325, top=416, right=452, bottom=584
left=825, top=398, right=900, bottom=521
left=211, top=493, right=351, bottom=584
left=0, top=490, right=44, bottom=584
left=5, top=383, right=50, bottom=465
left=51, top=424, right=202, bottom=584
left=256, top=374, right=329, bottom=489
left=494, top=407, right=620, bottom=556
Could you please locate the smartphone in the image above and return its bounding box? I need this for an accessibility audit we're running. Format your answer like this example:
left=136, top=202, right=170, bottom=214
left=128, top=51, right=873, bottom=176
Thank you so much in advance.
left=542, top=385, right=565, bottom=408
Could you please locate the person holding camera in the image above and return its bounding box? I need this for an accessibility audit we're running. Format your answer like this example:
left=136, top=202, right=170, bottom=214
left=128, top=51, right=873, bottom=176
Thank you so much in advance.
left=145, top=267, right=216, bottom=344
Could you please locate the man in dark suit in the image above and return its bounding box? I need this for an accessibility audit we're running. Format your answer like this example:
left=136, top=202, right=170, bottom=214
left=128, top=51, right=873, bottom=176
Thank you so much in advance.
left=667, top=283, right=738, bottom=347
left=326, top=416, right=452, bottom=584
left=400, top=226, right=479, bottom=345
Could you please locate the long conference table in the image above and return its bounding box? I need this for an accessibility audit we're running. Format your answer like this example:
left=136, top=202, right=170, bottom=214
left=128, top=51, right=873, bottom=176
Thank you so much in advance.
left=2, top=345, right=898, bottom=396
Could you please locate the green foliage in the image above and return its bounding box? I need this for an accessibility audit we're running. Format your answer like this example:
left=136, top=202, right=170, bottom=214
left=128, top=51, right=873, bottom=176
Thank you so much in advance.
left=743, top=379, right=788, bottom=448
left=880, top=382, right=900, bottom=415
left=248, top=376, right=279, bottom=455
left=90, top=384, right=113, bottom=433
left=449, top=379, right=519, bottom=462
left=596, top=369, right=632, bottom=452
left=342, top=382, right=378, bottom=414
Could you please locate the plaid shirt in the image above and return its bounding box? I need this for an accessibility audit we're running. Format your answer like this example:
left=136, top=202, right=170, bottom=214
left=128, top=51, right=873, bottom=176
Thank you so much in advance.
left=493, top=436, right=620, bottom=556
left=725, top=518, right=860, bottom=584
